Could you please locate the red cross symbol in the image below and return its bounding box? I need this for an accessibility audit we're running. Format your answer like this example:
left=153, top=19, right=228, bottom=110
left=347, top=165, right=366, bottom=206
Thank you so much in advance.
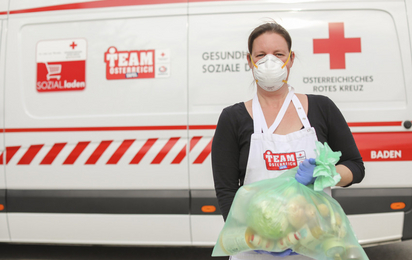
left=313, top=23, right=361, bottom=69
left=70, top=41, right=77, bottom=50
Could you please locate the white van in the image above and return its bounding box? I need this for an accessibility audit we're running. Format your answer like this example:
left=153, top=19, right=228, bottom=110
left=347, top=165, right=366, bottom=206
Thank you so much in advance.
left=0, top=0, right=411, bottom=248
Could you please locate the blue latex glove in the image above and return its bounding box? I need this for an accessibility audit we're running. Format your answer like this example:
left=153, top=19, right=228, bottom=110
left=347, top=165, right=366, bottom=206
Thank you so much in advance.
left=295, top=158, right=317, bottom=185
left=255, top=249, right=298, bottom=257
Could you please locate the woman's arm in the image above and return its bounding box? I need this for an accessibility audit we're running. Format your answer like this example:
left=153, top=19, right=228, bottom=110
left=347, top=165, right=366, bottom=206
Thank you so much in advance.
left=212, top=107, right=241, bottom=220
left=323, top=96, right=365, bottom=186
left=336, top=164, right=354, bottom=187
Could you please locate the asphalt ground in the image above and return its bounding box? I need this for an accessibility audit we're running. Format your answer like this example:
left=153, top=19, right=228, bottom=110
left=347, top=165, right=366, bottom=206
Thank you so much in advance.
left=0, top=240, right=411, bottom=260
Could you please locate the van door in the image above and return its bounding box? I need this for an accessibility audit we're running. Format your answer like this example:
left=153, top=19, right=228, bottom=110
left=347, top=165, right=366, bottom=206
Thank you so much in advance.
left=188, top=0, right=412, bottom=246
left=0, top=10, right=10, bottom=242
left=188, top=2, right=254, bottom=245
left=5, top=1, right=189, bottom=245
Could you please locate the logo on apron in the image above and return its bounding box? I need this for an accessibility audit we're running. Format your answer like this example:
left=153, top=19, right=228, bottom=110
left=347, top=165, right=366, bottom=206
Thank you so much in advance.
left=263, top=150, right=306, bottom=170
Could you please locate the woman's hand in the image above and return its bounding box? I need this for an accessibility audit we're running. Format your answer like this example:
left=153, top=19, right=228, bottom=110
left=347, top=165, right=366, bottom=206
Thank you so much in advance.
left=295, top=158, right=316, bottom=185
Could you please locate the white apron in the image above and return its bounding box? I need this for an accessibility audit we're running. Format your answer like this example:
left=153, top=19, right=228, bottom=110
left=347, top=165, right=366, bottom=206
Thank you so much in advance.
left=231, top=87, right=329, bottom=260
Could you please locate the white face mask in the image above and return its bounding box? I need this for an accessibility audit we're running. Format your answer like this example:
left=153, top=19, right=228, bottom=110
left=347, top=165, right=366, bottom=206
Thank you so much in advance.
left=250, top=52, right=291, bottom=92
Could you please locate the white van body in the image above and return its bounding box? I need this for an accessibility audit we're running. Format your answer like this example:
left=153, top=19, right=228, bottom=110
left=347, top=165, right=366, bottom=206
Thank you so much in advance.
left=0, top=0, right=411, bottom=248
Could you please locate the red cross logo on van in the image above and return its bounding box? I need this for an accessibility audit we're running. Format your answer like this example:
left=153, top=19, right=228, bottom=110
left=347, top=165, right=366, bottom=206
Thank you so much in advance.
left=70, top=41, right=77, bottom=50
left=313, top=22, right=361, bottom=69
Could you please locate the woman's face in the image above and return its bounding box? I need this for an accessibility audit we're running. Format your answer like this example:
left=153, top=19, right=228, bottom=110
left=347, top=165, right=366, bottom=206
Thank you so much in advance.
left=248, top=32, right=294, bottom=75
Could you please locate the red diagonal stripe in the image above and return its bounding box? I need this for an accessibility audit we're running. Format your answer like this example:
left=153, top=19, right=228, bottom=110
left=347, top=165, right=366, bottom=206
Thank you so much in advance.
left=85, top=140, right=113, bottom=165
left=6, top=146, right=21, bottom=164
left=63, top=141, right=90, bottom=165
left=193, top=138, right=213, bottom=164
left=189, top=136, right=202, bottom=151
left=172, top=145, right=187, bottom=164
left=130, top=138, right=158, bottom=164
left=18, top=144, right=44, bottom=165
left=151, top=137, right=180, bottom=164
left=107, top=139, right=135, bottom=165
left=40, top=143, right=67, bottom=165
left=0, top=152, right=3, bottom=165
left=171, top=136, right=202, bottom=164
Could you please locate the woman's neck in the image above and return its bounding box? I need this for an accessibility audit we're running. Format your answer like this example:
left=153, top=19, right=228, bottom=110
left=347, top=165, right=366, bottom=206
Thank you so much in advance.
left=256, top=84, right=289, bottom=109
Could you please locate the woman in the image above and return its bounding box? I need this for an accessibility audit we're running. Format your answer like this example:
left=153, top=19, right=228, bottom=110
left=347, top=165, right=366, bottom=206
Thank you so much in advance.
left=211, top=22, right=365, bottom=260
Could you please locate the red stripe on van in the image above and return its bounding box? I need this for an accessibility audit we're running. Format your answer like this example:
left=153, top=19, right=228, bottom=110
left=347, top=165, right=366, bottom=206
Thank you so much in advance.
left=6, top=146, right=21, bottom=164
left=130, top=138, right=158, bottom=164
left=85, top=140, right=113, bottom=164
left=9, top=0, right=187, bottom=15
left=3, top=132, right=412, bottom=166
left=353, top=132, right=412, bottom=161
left=107, top=139, right=135, bottom=164
left=8, top=0, right=246, bottom=15
left=189, top=125, right=217, bottom=130
left=190, top=136, right=202, bottom=150
left=151, top=137, right=180, bottom=164
left=6, top=126, right=187, bottom=132
left=171, top=136, right=202, bottom=164
left=63, top=141, right=90, bottom=164
left=18, top=144, right=44, bottom=165
left=348, top=121, right=402, bottom=127
left=193, top=138, right=212, bottom=164
left=172, top=145, right=188, bottom=164
left=40, top=143, right=67, bottom=165
left=2, top=122, right=403, bottom=133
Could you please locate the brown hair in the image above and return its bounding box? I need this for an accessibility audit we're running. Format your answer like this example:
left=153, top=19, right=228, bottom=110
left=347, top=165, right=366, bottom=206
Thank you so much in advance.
left=248, top=22, right=292, bottom=54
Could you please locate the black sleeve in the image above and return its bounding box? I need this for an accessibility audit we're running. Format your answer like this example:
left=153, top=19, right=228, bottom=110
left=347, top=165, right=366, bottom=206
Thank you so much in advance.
left=322, top=97, right=365, bottom=185
left=212, top=108, right=241, bottom=221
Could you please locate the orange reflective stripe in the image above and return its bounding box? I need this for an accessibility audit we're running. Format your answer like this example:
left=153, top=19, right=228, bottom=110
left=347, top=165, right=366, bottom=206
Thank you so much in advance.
left=0, top=204, right=4, bottom=211
left=201, top=205, right=216, bottom=213
left=391, top=202, right=406, bottom=210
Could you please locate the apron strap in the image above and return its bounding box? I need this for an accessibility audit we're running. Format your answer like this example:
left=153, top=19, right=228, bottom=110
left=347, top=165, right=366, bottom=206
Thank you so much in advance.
left=253, top=87, right=311, bottom=133
left=267, top=88, right=295, bottom=134
left=292, top=95, right=312, bottom=129
left=252, top=94, right=268, bottom=133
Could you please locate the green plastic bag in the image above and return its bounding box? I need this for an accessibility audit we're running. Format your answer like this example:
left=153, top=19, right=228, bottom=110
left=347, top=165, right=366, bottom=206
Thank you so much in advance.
left=212, top=142, right=369, bottom=260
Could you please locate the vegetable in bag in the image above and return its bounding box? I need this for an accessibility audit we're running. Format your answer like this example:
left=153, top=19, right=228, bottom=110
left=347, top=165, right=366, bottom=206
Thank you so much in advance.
left=212, top=142, right=369, bottom=260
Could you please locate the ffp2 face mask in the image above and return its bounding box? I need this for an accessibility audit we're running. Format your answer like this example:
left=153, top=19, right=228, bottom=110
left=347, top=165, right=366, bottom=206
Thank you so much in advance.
left=250, top=52, right=291, bottom=92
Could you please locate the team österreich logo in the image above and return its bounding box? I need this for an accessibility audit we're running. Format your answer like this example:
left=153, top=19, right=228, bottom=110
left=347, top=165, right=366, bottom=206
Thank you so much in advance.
left=104, top=47, right=170, bottom=80
left=263, top=150, right=306, bottom=170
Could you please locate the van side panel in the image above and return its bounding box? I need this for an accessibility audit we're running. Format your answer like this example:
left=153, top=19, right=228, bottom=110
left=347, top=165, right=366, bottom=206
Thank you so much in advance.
left=5, top=2, right=191, bottom=245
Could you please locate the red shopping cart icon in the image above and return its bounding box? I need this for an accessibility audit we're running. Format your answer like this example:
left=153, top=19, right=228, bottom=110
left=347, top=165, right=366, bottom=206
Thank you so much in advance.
left=45, top=62, right=62, bottom=80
